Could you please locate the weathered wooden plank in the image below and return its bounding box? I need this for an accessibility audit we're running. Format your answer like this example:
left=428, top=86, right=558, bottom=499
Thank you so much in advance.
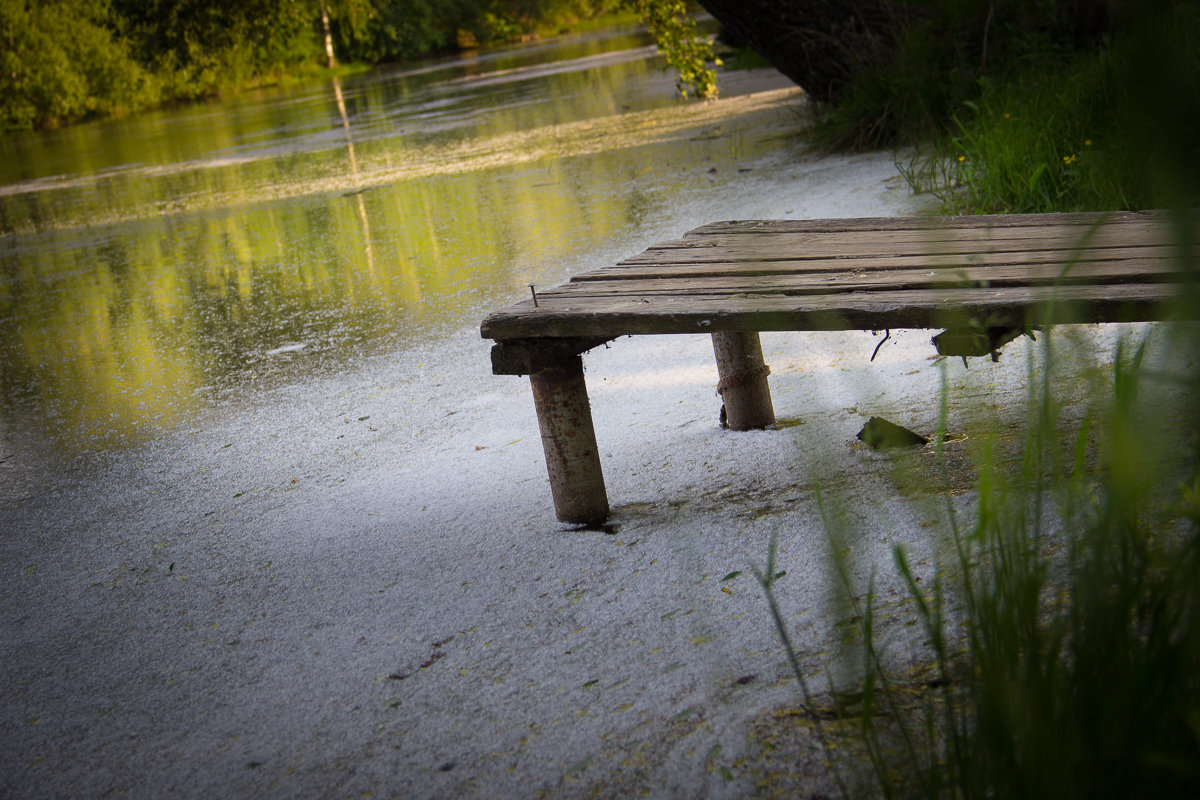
left=580, top=254, right=1184, bottom=286
left=511, top=283, right=1185, bottom=321
left=575, top=252, right=1183, bottom=285
left=648, top=232, right=1152, bottom=257
left=481, top=282, right=1190, bottom=340
left=685, top=211, right=1169, bottom=236
left=623, top=228, right=1168, bottom=265
left=481, top=211, right=1197, bottom=342
left=541, top=261, right=1188, bottom=301
left=667, top=221, right=1170, bottom=249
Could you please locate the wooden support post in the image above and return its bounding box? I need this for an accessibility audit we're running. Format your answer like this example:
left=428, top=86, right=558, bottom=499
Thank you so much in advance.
left=529, top=356, right=609, bottom=525
left=712, top=331, right=775, bottom=430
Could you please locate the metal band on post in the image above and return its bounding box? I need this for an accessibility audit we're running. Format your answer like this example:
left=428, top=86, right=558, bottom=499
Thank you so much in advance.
left=712, top=331, right=776, bottom=430
left=529, top=356, right=609, bottom=525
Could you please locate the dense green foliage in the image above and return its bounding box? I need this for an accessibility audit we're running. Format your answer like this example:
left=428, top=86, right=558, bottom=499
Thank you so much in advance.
left=629, top=0, right=716, bottom=98
left=820, top=0, right=1200, bottom=212
left=0, top=0, right=631, bottom=130
left=112, top=0, right=320, bottom=100
left=820, top=0, right=1117, bottom=150
left=1, top=0, right=152, bottom=129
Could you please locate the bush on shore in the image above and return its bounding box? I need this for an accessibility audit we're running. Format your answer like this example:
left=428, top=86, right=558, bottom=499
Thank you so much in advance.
left=0, top=0, right=627, bottom=131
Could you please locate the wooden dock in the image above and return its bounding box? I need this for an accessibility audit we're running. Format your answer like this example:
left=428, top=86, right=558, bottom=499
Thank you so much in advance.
left=481, top=211, right=1197, bottom=524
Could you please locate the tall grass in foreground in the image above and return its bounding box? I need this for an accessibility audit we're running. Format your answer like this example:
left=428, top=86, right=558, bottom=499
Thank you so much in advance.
left=885, top=331, right=1199, bottom=799
left=760, top=315, right=1200, bottom=796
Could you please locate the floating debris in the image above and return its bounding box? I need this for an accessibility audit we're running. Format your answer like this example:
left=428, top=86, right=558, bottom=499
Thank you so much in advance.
left=857, top=416, right=929, bottom=449
left=264, top=342, right=307, bottom=357
left=931, top=326, right=1034, bottom=366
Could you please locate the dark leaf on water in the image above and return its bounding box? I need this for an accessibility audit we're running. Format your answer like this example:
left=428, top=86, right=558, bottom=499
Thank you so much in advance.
left=858, top=417, right=929, bottom=449
left=932, top=326, right=1030, bottom=363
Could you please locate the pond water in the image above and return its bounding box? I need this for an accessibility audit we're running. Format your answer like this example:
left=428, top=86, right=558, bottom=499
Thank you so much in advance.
left=0, top=24, right=819, bottom=463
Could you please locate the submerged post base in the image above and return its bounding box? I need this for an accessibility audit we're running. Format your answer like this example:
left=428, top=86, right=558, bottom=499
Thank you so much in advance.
left=529, top=356, right=609, bottom=525
left=712, top=331, right=776, bottom=430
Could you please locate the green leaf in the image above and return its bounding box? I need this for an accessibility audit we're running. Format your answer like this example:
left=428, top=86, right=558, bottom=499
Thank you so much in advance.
left=1029, top=163, right=1048, bottom=191
left=668, top=705, right=699, bottom=723
left=565, top=757, right=591, bottom=776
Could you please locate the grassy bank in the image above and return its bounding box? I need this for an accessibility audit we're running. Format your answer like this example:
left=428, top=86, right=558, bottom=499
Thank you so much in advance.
left=819, top=0, right=1200, bottom=214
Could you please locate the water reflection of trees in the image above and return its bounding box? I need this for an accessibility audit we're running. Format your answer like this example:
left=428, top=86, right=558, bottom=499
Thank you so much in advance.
left=0, top=62, right=804, bottom=452
left=0, top=156, right=646, bottom=450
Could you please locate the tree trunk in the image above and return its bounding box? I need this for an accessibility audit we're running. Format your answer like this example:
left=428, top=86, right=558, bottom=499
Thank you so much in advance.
left=697, top=0, right=914, bottom=104
left=320, top=0, right=337, bottom=69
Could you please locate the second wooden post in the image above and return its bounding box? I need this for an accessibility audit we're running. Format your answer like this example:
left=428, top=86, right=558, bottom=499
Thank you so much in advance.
left=712, top=331, right=775, bottom=430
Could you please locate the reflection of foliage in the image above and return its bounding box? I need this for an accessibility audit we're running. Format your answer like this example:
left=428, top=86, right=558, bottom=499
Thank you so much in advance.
left=0, top=68, right=800, bottom=449
left=627, top=0, right=718, bottom=99
left=4, top=59, right=764, bottom=444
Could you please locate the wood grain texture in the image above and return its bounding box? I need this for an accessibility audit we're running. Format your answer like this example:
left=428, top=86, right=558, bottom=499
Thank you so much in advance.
left=480, top=212, right=1197, bottom=343
left=685, top=210, right=1165, bottom=235
left=580, top=246, right=1176, bottom=279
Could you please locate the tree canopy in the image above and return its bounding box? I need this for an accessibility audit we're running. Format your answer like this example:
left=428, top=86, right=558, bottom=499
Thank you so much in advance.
left=1, top=0, right=645, bottom=129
